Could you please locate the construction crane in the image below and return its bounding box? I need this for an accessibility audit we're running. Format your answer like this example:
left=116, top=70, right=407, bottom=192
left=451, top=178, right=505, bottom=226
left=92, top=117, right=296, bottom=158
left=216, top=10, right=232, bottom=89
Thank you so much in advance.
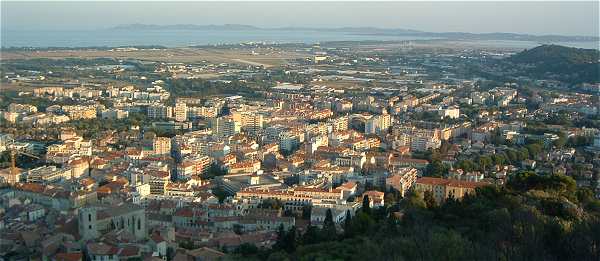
left=5, top=139, right=41, bottom=185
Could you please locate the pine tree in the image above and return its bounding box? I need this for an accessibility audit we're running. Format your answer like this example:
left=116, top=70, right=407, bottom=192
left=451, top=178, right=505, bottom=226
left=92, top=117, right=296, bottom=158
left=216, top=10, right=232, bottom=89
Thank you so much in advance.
left=343, top=209, right=353, bottom=238
left=362, top=195, right=371, bottom=215
left=323, top=208, right=337, bottom=241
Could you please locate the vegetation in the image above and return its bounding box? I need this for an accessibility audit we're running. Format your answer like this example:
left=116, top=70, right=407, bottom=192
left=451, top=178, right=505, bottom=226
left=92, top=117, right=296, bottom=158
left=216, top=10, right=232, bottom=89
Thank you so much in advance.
left=231, top=172, right=600, bottom=260
left=507, top=45, right=600, bottom=84
left=166, top=78, right=259, bottom=97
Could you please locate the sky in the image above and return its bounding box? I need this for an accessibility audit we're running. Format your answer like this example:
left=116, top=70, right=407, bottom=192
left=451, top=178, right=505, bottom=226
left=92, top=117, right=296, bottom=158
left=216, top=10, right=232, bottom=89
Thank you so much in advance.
left=1, top=1, right=599, bottom=36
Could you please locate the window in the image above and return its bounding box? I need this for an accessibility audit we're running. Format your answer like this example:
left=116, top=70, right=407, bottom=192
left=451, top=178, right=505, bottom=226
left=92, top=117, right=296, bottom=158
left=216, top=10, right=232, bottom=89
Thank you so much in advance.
left=88, top=213, right=92, bottom=222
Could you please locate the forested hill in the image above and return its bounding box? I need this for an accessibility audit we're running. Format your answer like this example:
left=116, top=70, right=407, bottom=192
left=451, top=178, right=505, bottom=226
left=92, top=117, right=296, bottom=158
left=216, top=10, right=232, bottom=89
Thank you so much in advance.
left=510, top=44, right=599, bottom=65
left=506, top=45, right=600, bottom=84
left=230, top=172, right=600, bottom=260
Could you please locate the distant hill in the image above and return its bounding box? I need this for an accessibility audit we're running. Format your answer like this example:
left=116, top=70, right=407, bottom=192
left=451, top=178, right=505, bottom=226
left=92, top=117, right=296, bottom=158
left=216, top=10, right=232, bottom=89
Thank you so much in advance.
left=507, top=45, right=600, bottom=84
left=110, top=24, right=599, bottom=42
left=510, top=44, right=599, bottom=64
left=112, top=24, right=260, bottom=31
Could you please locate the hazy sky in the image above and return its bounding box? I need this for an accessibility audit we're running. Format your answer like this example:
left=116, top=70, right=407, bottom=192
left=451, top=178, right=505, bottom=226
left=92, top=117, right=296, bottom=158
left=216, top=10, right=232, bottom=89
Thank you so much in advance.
left=2, top=1, right=598, bottom=36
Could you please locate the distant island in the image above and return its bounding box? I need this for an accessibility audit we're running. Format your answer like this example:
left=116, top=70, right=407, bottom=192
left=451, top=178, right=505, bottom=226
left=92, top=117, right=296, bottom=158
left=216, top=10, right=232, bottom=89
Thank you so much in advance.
left=111, top=24, right=600, bottom=43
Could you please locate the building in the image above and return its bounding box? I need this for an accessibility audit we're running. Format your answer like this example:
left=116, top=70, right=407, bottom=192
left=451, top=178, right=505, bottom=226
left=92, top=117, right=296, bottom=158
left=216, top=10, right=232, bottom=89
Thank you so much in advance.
left=439, top=106, right=460, bottom=119
left=148, top=171, right=171, bottom=195
left=414, top=177, right=489, bottom=203
left=62, top=105, right=97, bottom=120
left=101, top=109, right=128, bottom=120
left=211, top=117, right=241, bottom=138
left=328, top=116, right=349, bottom=132
left=232, top=111, right=264, bottom=135
left=365, top=114, right=392, bottom=134
left=153, top=137, right=172, bottom=156
left=0, top=167, right=23, bottom=185
left=410, top=135, right=441, bottom=152
left=26, top=165, right=72, bottom=183
left=79, top=203, right=147, bottom=241
left=174, top=102, right=188, bottom=122
left=177, top=155, right=211, bottom=180
left=385, top=167, right=418, bottom=197
left=86, top=243, right=118, bottom=261
left=8, top=103, right=37, bottom=113
left=389, top=157, right=429, bottom=170
left=361, top=190, right=385, bottom=208
left=147, top=104, right=173, bottom=119
left=227, top=160, right=261, bottom=174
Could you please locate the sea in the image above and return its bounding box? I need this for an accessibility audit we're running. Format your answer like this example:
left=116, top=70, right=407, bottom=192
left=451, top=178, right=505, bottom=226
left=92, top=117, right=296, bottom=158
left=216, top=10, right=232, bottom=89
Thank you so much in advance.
left=1, top=29, right=599, bottom=50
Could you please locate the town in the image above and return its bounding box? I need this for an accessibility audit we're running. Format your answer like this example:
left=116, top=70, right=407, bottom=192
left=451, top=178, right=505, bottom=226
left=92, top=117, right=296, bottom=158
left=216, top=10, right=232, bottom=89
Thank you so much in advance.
left=0, top=39, right=599, bottom=260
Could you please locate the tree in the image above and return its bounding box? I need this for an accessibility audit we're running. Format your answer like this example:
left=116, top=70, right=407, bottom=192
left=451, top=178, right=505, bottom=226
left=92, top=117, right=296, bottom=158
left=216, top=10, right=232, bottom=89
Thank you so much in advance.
left=553, top=132, right=567, bottom=148
left=301, top=205, right=312, bottom=220
left=404, top=190, right=427, bottom=209
left=324, top=209, right=335, bottom=228
left=275, top=225, right=297, bottom=253
left=456, top=159, right=477, bottom=172
left=362, top=195, right=371, bottom=215
left=425, top=159, right=449, bottom=177
left=274, top=224, right=286, bottom=251
left=322, top=209, right=337, bottom=241
left=283, top=226, right=297, bottom=253
left=525, top=143, right=543, bottom=159
left=492, top=154, right=507, bottom=166
left=235, top=243, right=258, bottom=256
left=477, top=156, right=493, bottom=172
left=424, top=190, right=436, bottom=209
left=343, top=210, right=353, bottom=238
left=233, top=224, right=243, bottom=235
left=301, top=225, right=320, bottom=245
left=258, top=198, right=283, bottom=210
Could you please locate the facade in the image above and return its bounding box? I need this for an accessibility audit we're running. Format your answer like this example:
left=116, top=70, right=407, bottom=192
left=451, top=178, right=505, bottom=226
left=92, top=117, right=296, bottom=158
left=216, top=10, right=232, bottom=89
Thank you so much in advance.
left=385, top=167, right=418, bottom=197
left=232, top=111, right=264, bottom=135
left=79, top=203, right=147, bottom=241
left=147, top=104, right=173, bottom=119
left=211, top=117, right=241, bottom=137
left=153, top=137, right=172, bottom=156
left=174, top=102, right=188, bottom=122
left=365, top=114, right=392, bottom=134
left=415, top=177, right=488, bottom=203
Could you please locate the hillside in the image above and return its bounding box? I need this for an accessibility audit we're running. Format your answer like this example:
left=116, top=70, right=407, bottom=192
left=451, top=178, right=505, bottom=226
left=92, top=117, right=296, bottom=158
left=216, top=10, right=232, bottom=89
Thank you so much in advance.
left=231, top=172, right=600, bottom=260
left=109, top=24, right=600, bottom=42
left=507, top=45, right=600, bottom=84
left=510, top=44, right=599, bottom=64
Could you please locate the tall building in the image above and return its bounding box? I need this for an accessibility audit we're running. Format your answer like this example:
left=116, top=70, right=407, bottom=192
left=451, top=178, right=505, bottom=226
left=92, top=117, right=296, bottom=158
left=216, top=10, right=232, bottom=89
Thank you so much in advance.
left=594, top=133, right=600, bottom=148
left=174, top=102, right=188, bottom=122
left=153, top=137, right=171, bottom=156
left=365, top=114, right=392, bottom=134
left=233, top=111, right=264, bottom=135
left=211, top=117, right=241, bottom=137
left=147, top=104, right=173, bottom=119
left=328, top=116, right=349, bottom=132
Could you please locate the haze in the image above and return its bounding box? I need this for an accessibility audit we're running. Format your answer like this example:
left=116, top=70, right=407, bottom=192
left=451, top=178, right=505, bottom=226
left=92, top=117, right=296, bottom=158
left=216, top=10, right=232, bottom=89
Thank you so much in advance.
left=1, top=1, right=599, bottom=37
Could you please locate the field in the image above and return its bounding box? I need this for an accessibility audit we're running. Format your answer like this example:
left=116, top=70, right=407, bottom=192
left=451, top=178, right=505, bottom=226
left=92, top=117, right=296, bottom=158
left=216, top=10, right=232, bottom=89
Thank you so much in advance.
left=0, top=47, right=308, bottom=68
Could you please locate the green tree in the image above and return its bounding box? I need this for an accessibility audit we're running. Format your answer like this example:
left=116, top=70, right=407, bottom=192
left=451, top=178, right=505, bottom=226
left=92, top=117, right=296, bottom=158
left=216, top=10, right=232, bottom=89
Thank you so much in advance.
left=322, top=209, right=337, bottom=241
left=362, top=195, right=371, bottom=215
left=477, top=156, right=493, bottom=171
left=343, top=210, right=353, bottom=238
left=425, top=159, right=449, bottom=177
left=424, top=190, right=436, bottom=209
